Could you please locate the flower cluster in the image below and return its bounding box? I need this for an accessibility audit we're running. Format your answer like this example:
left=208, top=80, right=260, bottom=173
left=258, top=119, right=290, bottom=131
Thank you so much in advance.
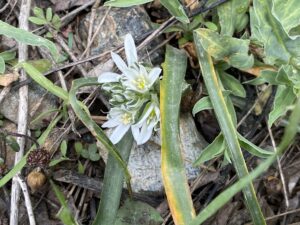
left=98, top=34, right=161, bottom=145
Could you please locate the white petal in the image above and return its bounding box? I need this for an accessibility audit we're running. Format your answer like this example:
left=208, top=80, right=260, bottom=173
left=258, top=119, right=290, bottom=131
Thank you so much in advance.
left=148, top=67, right=161, bottom=86
left=109, top=124, right=130, bottom=144
left=102, top=119, right=120, bottom=128
left=139, top=123, right=153, bottom=144
left=111, top=52, right=128, bottom=74
left=98, top=72, right=120, bottom=83
left=136, top=103, right=154, bottom=125
left=131, top=125, right=141, bottom=144
left=124, top=34, right=138, bottom=67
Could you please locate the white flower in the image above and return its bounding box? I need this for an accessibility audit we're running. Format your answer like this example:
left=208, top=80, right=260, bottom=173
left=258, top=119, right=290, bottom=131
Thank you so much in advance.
left=132, top=101, right=160, bottom=145
left=98, top=34, right=161, bottom=93
left=102, top=107, right=136, bottom=144
left=98, top=33, right=162, bottom=145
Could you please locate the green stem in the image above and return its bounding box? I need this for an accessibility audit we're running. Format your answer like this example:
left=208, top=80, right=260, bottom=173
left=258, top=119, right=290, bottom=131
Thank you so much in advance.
left=93, top=131, right=133, bottom=225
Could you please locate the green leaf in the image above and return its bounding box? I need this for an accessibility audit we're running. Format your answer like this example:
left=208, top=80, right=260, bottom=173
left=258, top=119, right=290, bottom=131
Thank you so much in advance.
left=160, top=45, right=195, bottom=224
left=46, top=8, right=53, bottom=22
left=268, top=85, right=296, bottom=127
left=60, top=140, right=67, bottom=157
left=88, top=144, right=100, bottom=161
left=50, top=180, right=79, bottom=225
left=93, top=132, right=133, bottom=225
left=0, top=20, right=59, bottom=61
left=250, top=0, right=300, bottom=66
left=80, top=149, right=89, bottom=159
left=77, top=161, right=84, bottom=174
left=52, top=14, right=61, bottom=30
left=0, top=57, right=4, bottom=74
left=219, top=71, right=246, bottom=98
left=33, top=7, right=45, bottom=19
left=22, top=62, right=68, bottom=100
left=238, top=133, right=273, bottom=158
left=104, top=0, right=153, bottom=7
left=49, top=157, right=70, bottom=167
left=192, top=96, right=213, bottom=116
left=271, top=0, right=300, bottom=40
left=193, top=134, right=225, bottom=166
left=0, top=50, right=16, bottom=61
left=196, top=28, right=254, bottom=69
left=115, top=199, right=163, bottom=225
left=74, top=142, right=83, bottom=156
left=217, top=0, right=249, bottom=36
left=28, top=17, right=47, bottom=25
left=245, top=69, right=278, bottom=85
left=160, top=0, right=189, bottom=24
left=194, top=29, right=266, bottom=225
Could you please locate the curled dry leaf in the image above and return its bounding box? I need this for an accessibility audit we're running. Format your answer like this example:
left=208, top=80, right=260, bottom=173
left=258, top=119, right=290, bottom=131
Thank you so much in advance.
left=0, top=72, right=19, bottom=86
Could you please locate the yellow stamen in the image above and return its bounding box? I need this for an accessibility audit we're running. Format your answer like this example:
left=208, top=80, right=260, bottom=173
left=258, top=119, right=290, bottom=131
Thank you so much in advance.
left=121, top=113, right=132, bottom=125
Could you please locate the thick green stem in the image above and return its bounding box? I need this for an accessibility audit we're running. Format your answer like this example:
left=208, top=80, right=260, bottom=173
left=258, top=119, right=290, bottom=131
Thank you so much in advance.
left=93, top=132, right=133, bottom=225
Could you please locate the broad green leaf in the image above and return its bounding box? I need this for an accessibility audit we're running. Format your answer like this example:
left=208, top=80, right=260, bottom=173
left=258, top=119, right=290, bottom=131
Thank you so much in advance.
left=219, top=71, right=246, bottom=97
left=194, top=29, right=266, bottom=225
left=238, top=133, right=273, bottom=158
left=28, top=17, right=47, bottom=25
left=250, top=0, right=300, bottom=66
left=245, top=69, right=279, bottom=85
left=268, top=85, right=296, bottom=127
left=50, top=180, right=79, bottom=225
left=0, top=57, right=4, bottom=74
left=217, top=0, right=250, bottom=36
left=272, top=0, right=300, bottom=40
left=115, top=199, right=163, bottom=225
left=104, top=0, right=153, bottom=7
left=0, top=51, right=16, bottom=61
left=60, top=140, right=67, bottom=157
left=192, top=96, right=213, bottom=116
left=160, top=45, right=195, bottom=224
left=160, top=0, right=189, bottom=24
left=0, top=20, right=59, bottom=61
left=46, top=8, right=53, bottom=22
left=193, top=134, right=225, bottom=166
left=196, top=28, right=254, bottom=69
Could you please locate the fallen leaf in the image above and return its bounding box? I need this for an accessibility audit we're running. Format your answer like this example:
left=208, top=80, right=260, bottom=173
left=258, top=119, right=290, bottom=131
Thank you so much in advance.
left=0, top=72, right=19, bottom=86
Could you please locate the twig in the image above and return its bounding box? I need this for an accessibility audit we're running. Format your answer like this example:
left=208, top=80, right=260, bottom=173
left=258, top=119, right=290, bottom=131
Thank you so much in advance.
left=54, top=34, right=88, bottom=77
left=10, top=0, right=31, bottom=224
left=0, top=0, right=10, bottom=13
left=17, top=175, right=36, bottom=225
left=86, top=0, right=101, bottom=57
left=267, top=124, right=290, bottom=209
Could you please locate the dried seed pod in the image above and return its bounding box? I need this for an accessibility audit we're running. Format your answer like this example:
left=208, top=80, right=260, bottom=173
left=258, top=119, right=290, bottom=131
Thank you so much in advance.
left=27, top=168, right=47, bottom=192
left=27, top=148, right=50, bottom=167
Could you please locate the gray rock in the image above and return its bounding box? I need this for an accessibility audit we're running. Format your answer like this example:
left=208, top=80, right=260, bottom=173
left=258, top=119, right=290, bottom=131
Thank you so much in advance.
left=79, top=6, right=163, bottom=66
left=0, top=83, right=58, bottom=129
left=100, top=113, right=207, bottom=194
